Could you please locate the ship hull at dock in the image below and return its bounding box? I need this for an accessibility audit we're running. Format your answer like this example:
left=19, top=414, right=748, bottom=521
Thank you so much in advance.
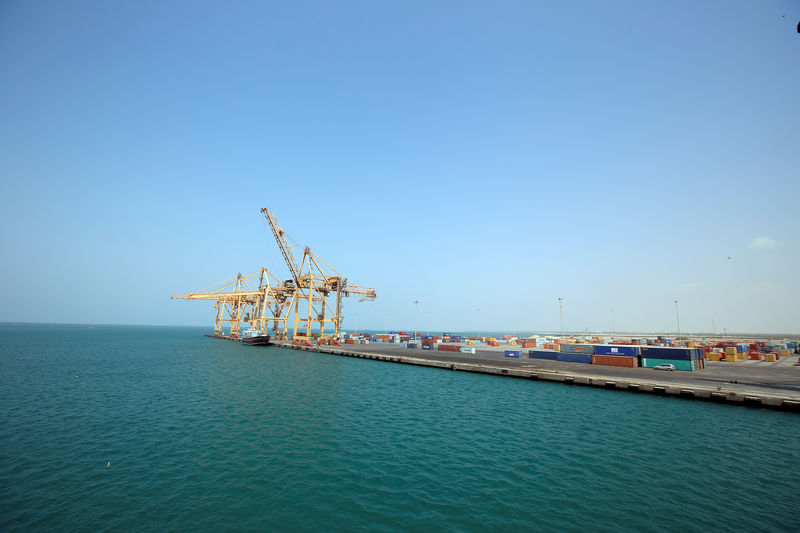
left=242, top=335, right=272, bottom=346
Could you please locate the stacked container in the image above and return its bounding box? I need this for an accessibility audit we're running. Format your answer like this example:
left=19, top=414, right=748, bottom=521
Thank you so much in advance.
left=591, top=344, right=640, bottom=367
left=640, top=346, right=704, bottom=371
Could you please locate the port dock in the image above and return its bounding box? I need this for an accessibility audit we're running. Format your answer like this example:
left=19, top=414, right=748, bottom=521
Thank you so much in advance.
left=270, top=340, right=800, bottom=412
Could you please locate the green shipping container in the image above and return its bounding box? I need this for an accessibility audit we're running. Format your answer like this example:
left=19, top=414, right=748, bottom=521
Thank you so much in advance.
left=641, top=358, right=696, bottom=371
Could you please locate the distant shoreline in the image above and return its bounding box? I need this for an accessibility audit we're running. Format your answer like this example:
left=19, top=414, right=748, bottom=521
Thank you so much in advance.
left=0, top=322, right=797, bottom=339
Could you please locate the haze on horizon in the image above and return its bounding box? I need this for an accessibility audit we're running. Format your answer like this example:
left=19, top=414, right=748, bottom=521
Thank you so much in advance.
left=1, top=2, right=798, bottom=335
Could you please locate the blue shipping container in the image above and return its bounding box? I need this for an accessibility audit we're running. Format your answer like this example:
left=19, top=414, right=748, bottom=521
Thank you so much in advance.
left=594, top=345, right=641, bottom=356
left=422, top=344, right=433, bottom=350
left=505, top=350, right=521, bottom=358
left=640, top=346, right=696, bottom=360
left=529, top=350, right=559, bottom=360
left=557, top=353, right=592, bottom=364
left=407, top=343, right=418, bottom=349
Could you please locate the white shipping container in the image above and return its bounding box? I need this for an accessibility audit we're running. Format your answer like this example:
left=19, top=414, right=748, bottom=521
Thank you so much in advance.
left=459, top=347, right=476, bottom=354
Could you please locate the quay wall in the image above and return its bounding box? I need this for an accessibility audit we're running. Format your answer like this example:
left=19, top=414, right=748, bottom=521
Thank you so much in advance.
left=272, top=341, right=800, bottom=413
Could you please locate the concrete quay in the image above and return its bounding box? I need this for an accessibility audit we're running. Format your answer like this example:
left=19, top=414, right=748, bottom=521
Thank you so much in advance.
left=272, top=341, right=800, bottom=412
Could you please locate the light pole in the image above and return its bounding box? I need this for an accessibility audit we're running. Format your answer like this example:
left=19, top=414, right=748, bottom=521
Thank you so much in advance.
left=413, top=300, right=419, bottom=339
left=558, top=297, right=565, bottom=339
left=426, top=311, right=430, bottom=336
left=477, top=308, right=480, bottom=340
left=384, top=312, right=388, bottom=335
left=674, top=300, right=681, bottom=340
left=611, top=308, right=615, bottom=334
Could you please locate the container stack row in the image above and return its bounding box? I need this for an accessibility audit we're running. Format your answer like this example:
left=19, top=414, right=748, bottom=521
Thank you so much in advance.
left=528, top=344, right=706, bottom=371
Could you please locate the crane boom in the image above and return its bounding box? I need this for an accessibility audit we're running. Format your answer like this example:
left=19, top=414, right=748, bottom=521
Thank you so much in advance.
left=261, top=207, right=302, bottom=285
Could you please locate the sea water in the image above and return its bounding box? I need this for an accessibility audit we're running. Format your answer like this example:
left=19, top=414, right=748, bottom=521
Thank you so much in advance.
left=1, top=324, right=798, bottom=531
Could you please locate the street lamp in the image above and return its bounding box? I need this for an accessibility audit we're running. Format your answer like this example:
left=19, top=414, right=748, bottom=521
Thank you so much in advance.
left=413, top=300, right=419, bottom=339
left=426, top=311, right=430, bottom=336
left=611, top=308, right=615, bottom=334
left=558, top=297, right=565, bottom=339
left=477, top=308, right=480, bottom=340
left=384, top=312, right=388, bottom=335
left=674, top=300, right=681, bottom=340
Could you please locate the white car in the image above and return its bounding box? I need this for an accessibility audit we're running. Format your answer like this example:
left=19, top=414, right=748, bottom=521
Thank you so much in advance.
left=653, top=363, right=675, bottom=371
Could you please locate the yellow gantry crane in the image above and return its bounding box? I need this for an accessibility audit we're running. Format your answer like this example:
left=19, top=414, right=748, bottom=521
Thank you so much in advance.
left=261, top=207, right=376, bottom=342
left=171, top=208, right=376, bottom=342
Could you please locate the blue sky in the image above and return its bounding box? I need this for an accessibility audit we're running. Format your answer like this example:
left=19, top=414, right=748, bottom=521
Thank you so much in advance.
left=1, top=1, right=798, bottom=334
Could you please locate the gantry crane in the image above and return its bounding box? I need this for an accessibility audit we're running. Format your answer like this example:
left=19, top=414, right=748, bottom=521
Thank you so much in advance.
left=261, top=207, right=376, bottom=342
left=171, top=267, right=294, bottom=339
left=171, top=208, right=376, bottom=342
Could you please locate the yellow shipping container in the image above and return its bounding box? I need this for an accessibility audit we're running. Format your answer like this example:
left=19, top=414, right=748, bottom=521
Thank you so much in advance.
left=724, top=347, right=736, bottom=355
left=508, top=341, right=517, bottom=346
left=765, top=354, right=777, bottom=362
left=781, top=349, right=790, bottom=357
left=726, top=356, right=738, bottom=362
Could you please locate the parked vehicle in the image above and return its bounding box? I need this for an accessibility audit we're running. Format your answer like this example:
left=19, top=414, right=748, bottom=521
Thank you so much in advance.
left=653, top=363, right=675, bottom=371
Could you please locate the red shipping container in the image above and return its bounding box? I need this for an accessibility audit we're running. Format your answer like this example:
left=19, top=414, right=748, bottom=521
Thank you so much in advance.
left=591, top=355, right=638, bottom=368
left=422, top=340, right=435, bottom=346
left=344, top=339, right=357, bottom=345
left=437, top=344, right=459, bottom=352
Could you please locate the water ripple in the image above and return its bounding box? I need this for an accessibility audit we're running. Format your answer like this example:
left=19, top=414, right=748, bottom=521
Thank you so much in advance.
left=1, top=325, right=799, bottom=532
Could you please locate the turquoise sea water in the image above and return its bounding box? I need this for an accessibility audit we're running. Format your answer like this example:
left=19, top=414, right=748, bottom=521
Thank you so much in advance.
left=1, top=324, right=799, bottom=532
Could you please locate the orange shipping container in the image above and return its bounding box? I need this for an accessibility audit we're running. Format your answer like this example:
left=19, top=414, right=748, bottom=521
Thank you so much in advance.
left=591, top=355, right=638, bottom=368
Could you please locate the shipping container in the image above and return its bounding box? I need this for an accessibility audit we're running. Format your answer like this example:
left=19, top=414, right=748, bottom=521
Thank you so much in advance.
left=459, top=347, right=476, bottom=354
left=556, top=353, right=592, bottom=364
left=438, top=344, right=459, bottom=352
left=594, top=345, right=641, bottom=356
left=528, top=350, right=559, bottom=360
left=591, top=355, right=638, bottom=367
left=641, top=358, right=695, bottom=371
left=422, top=344, right=434, bottom=350
left=505, top=350, right=521, bottom=358
left=559, top=344, right=595, bottom=354
left=640, top=346, right=700, bottom=361
left=406, top=343, right=418, bottom=349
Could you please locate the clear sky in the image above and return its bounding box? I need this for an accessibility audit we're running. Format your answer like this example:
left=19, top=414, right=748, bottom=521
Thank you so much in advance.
left=1, top=1, right=798, bottom=334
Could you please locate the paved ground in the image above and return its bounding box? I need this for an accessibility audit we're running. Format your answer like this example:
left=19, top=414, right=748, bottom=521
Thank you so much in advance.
left=307, top=342, right=800, bottom=397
